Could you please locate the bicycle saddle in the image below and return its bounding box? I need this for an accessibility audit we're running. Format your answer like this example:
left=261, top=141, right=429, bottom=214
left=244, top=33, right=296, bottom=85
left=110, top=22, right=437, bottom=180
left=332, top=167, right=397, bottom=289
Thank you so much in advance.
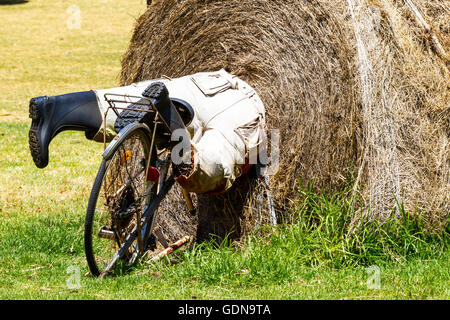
left=170, top=98, right=195, bottom=127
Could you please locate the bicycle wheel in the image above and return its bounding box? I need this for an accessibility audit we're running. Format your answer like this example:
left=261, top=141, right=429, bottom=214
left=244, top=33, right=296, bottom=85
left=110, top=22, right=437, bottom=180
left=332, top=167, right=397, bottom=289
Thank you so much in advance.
left=84, top=124, right=155, bottom=277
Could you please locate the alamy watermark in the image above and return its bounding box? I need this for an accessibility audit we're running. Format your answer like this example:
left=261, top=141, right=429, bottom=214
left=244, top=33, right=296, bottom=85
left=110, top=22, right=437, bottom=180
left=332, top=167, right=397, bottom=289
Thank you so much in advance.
left=66, top=265, right=81, bottom=290
left=66, top=5, right=81, bottom=30
left=366, top=265, right=381, bottom=290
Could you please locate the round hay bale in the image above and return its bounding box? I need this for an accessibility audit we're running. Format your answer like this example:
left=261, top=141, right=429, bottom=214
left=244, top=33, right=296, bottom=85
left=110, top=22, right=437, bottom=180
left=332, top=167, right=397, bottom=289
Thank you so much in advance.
left=121, top=0, right=449, bottom=237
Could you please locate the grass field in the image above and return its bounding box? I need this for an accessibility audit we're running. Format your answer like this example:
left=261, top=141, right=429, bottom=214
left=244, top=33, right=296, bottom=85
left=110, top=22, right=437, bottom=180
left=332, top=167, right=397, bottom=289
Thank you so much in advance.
left=0, top=0, right=448, bottom=300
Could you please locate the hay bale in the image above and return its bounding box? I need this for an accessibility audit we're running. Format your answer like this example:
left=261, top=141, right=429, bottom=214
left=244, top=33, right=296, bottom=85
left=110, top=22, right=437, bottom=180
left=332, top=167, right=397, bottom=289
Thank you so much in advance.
left=121, top=0, right=449, bottom=236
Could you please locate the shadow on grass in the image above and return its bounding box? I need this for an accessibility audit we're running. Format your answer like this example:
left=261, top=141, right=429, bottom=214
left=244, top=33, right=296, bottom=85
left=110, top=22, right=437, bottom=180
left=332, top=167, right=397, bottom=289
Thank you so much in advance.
left=0, top=0, right=28, bottom=5
left=85, top=260, right=135, bottom=279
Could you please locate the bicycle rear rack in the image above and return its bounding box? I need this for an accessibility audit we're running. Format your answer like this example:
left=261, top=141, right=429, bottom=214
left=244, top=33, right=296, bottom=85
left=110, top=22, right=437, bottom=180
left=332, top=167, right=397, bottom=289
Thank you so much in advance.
left=102, top=93, right=171, bottom=151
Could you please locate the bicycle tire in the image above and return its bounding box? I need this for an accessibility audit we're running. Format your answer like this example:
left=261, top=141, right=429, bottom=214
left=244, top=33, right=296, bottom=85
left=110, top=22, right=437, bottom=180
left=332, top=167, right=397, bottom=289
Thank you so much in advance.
left=84, top=124, right=154, bottom=277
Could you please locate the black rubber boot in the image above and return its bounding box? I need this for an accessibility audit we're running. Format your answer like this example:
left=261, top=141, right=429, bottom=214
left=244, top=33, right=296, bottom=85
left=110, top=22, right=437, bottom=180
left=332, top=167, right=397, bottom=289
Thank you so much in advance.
left=114, top=82, right=187, bottom=134
left=28, top=90, right=102, bottom=169
left=141, top=81, right=186, bottom=133
left=113, top=102, right=154, bottom=134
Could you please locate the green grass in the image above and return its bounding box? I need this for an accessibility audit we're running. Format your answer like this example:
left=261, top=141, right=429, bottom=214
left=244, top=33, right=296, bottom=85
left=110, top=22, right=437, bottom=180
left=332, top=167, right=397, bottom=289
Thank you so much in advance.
left=0, top=0, right=448, bottom=300
left=0, top=178, right=448, bottom=299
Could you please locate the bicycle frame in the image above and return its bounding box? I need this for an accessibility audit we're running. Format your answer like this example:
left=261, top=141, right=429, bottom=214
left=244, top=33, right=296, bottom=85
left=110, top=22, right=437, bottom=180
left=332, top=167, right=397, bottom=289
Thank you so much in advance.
left=87, top=91, right=277, bottom=277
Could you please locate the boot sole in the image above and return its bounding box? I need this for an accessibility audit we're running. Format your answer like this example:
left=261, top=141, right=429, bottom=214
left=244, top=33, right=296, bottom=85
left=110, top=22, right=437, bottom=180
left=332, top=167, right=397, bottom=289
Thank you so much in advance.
left=142, top=82, right=166, bottom=100
left=28, top=98, right=47, bottom=168
left=114, top=104, right=153, bottom=133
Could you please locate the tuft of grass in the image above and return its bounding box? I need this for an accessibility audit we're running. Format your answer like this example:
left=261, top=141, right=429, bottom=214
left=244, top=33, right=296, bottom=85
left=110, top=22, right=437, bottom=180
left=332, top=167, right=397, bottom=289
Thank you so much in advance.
left=140, top=181, right=449, bottom=294
left=0, top=176, right=448, bottom=299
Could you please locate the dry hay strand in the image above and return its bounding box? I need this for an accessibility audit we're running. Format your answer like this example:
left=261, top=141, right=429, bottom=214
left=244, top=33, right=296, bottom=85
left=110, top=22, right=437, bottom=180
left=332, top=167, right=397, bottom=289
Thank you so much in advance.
left=196, top=174, right=276, bottom=242
left=121, top=0, right=449, bottom=237
left=156, top=173, right=275, bottom=243
left=155, top=184, right=198, bottom=244
left=345, top=0, right=449, bottom=230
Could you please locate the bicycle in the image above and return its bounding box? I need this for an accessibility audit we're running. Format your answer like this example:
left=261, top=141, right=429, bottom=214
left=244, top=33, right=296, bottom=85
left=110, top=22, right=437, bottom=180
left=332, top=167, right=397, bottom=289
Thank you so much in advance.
left=83, top=89, right=277, bottom=278
left=83, top=92, right=196, bottom=277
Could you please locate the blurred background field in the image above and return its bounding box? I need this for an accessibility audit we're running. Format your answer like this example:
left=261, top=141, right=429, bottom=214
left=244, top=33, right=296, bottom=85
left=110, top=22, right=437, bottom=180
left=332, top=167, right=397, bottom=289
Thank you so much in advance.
left=0, top=0, right=145, bottom=208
